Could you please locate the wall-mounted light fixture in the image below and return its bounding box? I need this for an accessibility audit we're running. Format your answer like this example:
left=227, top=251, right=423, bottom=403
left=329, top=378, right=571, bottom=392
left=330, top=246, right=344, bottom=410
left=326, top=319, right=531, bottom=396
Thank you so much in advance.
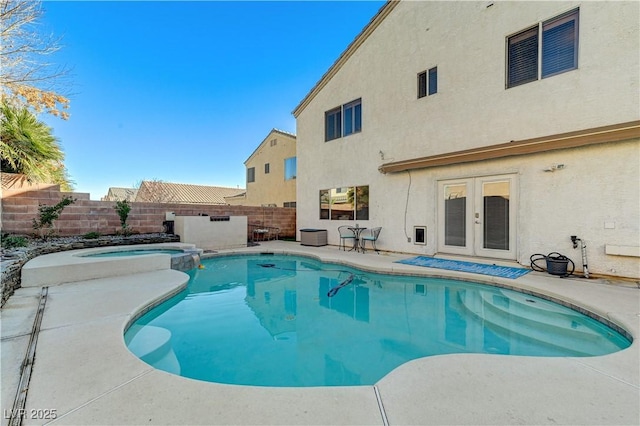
left=543, top=164, right=566, bottom=172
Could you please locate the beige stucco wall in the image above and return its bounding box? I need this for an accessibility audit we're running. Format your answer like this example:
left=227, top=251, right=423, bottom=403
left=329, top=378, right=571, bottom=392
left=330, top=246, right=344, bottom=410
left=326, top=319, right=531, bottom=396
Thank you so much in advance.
left=174, top=215, right=248, bottom=251
left=295, top=1, right=640, bottom=278
left=233, top=130, right=297, bottom=207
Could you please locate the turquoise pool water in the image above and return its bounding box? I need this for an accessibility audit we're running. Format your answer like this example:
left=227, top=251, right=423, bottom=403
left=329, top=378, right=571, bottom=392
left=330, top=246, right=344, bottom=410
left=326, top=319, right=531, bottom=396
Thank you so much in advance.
left=124, top=255, right=631, bottom=387
left=83, top=249, right=184, bottom=258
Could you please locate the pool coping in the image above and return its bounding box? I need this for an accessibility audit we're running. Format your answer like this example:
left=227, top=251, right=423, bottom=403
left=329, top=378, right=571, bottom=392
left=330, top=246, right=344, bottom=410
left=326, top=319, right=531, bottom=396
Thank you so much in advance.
left=2, top=241, right=639, bottom=425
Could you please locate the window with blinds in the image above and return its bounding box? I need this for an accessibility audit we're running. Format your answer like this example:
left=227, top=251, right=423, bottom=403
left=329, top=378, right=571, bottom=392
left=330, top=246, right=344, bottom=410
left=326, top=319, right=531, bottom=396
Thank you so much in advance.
left=417, top=67, right=438, bottom=98
left=507, top=9, right=578, bottom=88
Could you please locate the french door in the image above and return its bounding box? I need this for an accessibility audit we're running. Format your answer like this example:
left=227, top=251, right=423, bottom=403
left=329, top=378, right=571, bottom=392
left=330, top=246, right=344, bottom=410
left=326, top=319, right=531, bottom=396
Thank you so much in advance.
left=437, top=174, right=517, bottom=260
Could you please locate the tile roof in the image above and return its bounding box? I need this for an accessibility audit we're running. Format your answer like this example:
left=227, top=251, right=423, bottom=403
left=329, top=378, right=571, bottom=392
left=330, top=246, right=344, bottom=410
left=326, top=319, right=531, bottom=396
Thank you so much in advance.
left=102, top=187, right=138, bottom=201
left=135, top=181, right=245, bottom=205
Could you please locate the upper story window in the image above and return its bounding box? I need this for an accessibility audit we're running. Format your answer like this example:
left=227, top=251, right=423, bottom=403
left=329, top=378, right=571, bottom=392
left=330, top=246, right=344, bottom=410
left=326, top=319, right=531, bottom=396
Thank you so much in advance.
left=264, top=163, right=270, bottom=174
left=343, top=99, right=362, bottom=136
left=247, top=167, right=255, bottom=183
left=507, top=9, right=579, bottom=88
left=325, top=98, right=362, bottom=141
left=418, top=67, right=438, bottom=98
left=284, top=156, right=297, bottom=180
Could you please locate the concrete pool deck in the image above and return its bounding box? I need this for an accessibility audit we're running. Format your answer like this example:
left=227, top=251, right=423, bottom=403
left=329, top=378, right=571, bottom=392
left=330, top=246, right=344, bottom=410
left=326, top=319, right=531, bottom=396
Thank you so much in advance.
left=1, top=241, right=638, bottom=425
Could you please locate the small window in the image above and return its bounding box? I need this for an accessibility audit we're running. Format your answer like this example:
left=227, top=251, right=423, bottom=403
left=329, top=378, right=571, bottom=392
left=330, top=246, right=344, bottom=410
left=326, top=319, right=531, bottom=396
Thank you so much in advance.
left=284, top=157, right=297, bottom=180
left=418, top=68, right=437, bottom=98
left=284, top=201, right=296, bottom=208
left=270, top=139, right=277, bottom=147
left=247, top=167, right=255, bottom=183
left=264, top=163, right=270, bottom=174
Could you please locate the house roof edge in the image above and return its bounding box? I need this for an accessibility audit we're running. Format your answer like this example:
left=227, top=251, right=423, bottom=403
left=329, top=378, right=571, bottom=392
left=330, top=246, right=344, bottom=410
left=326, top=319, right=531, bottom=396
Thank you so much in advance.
left=291, top=0, right=399, bottom=118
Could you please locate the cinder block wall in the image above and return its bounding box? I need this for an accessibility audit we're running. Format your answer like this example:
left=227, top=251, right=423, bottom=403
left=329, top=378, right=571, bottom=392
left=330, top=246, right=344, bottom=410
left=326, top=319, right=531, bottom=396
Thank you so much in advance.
left=1, top=188, right=296, bottom=239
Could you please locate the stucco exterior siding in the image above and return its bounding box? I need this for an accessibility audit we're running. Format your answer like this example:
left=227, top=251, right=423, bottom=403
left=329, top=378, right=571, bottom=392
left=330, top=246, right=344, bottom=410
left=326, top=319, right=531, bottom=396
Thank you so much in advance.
left=295, top=1, right=639, bottom=278
left=230, top=129, right=297, bottom=208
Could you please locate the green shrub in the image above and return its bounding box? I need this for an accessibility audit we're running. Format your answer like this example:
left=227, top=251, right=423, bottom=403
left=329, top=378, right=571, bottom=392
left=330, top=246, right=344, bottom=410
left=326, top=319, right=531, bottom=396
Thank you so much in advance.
left=114, top=200, right=133, bottom=236
left=32, top=196, right=76, bottom=240
left=1, top=234, right=28, bottom=249
left=83, top=231, right=101, bottom=239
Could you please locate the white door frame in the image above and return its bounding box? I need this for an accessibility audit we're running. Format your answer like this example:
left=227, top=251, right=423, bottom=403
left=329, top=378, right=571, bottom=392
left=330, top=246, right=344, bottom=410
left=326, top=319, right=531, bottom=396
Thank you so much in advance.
left=437, top=174, right=517, bottom=260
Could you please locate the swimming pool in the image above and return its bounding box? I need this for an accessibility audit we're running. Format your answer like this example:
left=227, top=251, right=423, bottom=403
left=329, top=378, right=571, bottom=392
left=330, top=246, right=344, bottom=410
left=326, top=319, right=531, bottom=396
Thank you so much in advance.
left=124, top=254, right=631, bottom=387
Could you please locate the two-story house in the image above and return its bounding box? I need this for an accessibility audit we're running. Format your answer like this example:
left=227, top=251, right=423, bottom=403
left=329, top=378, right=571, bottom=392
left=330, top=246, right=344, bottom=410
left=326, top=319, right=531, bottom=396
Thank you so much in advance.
left=227, top=129, right=297, bottom=208
left=293, top=1, right=639, bottom=278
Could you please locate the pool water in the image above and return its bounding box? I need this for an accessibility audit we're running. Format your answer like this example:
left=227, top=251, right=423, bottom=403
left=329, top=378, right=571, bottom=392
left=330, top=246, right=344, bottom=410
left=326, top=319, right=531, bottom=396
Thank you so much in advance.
left=124, top=255, right=631, bottom=387
left=83, top=249, right=184, bottom=258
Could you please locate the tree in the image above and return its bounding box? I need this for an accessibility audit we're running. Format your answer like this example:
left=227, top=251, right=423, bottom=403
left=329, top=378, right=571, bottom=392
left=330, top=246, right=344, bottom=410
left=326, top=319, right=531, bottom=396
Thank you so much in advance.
left=0, top=99, right=73, bottom=189
left=1, top=0, right=70, bottom=119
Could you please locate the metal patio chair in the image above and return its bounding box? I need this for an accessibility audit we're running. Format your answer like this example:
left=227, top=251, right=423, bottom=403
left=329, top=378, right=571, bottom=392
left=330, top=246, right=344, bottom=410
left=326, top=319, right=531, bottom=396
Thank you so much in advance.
left=338, top=226, right=356, bottom=251
left=360, top=227, right=382, bottom=254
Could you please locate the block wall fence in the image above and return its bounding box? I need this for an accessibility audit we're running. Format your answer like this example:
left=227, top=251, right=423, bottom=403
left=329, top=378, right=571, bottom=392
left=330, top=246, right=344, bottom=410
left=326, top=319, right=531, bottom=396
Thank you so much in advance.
left=1, top=188, right=296, bottom=240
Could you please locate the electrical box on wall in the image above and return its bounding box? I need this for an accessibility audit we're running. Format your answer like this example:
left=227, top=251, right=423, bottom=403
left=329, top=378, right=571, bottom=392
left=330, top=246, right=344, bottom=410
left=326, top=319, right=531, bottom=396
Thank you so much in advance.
left=413, top=226, right=427, bottom=245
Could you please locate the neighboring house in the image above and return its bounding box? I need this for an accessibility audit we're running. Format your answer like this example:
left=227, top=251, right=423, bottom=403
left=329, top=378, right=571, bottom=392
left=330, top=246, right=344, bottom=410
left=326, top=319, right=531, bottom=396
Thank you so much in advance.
left=227, top=129, right=297, bottom=208
left=101, top=187, right=138, bottom=202
left=135, top=180, right=244, bottom=205
left=293, top=1, right=640, bottom=278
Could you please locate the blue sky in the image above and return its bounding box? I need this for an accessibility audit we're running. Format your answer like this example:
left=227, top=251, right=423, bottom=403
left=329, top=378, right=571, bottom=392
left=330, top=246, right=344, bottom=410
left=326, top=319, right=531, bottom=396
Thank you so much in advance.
left=40, top=1, right=385, bottom=199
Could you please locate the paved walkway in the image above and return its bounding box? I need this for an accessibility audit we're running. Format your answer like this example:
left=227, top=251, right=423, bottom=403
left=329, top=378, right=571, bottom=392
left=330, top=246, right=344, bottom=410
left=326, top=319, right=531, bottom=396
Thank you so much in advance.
left=1, top=241, right=638, bottom=425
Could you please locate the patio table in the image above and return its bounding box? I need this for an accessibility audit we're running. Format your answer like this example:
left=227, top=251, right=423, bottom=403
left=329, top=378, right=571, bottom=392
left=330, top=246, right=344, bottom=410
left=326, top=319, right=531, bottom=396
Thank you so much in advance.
left=347, top=226, right=367, bottom=252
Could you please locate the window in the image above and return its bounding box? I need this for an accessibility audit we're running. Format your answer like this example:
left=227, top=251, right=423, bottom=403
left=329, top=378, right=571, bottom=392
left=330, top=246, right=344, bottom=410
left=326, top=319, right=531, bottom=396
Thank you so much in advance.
left=418, top=68, right=437, bottom=98
left=417, top=71, right=427, bottom=98
left=507, top=9, right=578, bottom=88
left=247, top=167, right=255, bottom=183
left=264, top=163, right=270, bottom=174
left=284, top=201, right=296, bottom=208
left=343, top=99, right=362, bottom=136
left=319, top=185, right=369, bottom=220
left=428, top=67, right=438, bottom=95
left=324, top=98, right=361, bottom=141
left=542, top=11, right=579, bottom=78
left=284, top=157, right=297, bottom=180
left=270, top=139, right=277, bottom=147
left=325, top=107, right=342, bottom=141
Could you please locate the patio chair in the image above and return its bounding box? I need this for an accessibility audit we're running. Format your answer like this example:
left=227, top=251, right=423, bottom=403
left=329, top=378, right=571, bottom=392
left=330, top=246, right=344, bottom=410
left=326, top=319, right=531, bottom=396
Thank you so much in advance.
left=360, top=227, right=382, bottom=254
left=338, top=226, right=356, bottom=251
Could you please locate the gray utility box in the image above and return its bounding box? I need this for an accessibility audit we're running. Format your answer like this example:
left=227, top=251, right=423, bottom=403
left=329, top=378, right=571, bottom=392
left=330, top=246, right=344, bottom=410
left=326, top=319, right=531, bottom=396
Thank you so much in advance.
left=300, top=229, right=328, bottom=247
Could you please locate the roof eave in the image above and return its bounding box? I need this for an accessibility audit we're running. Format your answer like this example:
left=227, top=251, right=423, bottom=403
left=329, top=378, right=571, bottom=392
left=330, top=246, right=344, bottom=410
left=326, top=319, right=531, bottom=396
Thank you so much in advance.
left=292, top=0, right=399, bottom=118
left=378, top=121, right=640, bottom=174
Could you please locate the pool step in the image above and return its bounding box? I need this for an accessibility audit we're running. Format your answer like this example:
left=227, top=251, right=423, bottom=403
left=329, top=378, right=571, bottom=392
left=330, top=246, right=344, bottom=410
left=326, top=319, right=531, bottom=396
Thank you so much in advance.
left=459, top=291, right=608, bottom=355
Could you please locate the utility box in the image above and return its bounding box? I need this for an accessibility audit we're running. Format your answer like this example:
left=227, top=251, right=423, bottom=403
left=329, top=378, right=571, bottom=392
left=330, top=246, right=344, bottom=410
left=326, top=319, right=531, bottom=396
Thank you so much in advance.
left=300, top=229, right=328, bottom=247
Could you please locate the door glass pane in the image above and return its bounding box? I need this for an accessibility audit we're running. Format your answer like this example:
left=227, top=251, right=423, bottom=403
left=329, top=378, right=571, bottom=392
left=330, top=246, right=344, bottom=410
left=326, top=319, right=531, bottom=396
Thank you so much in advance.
left=483, top=181, right=509, bottom=250
left=444, top=184, right=466, bottom=246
